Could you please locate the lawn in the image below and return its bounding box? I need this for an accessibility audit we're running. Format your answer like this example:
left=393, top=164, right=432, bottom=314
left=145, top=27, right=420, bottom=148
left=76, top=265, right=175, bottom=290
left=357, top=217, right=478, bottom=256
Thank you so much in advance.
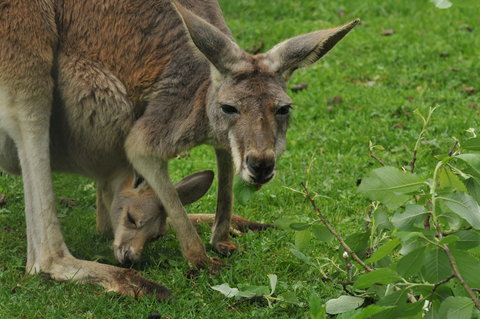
left=0, top=0, right=479, bottom=318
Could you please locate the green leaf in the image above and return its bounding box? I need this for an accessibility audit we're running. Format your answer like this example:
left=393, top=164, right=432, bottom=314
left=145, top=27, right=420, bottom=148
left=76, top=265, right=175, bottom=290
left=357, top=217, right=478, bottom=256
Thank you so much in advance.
left=233, top=176, right=259, bottom=205
left=421, top=248, right=452, bottom=283
left=278, top=291, right=301, bottom=305
left=463, top=138, right=480, bottom=152
left=236, top=285, right=268, bottom=297
left=354, top=268, right=400, bottom=289
left=211, top=283, right=240, bottom=298
left=457, top=154, right=480, bottom=179
left=345, top=232, right=370, bottom=259
left=274, top=216, right=298, bottom=230
left=325, top=295, right=364, bottom=314
left=365, top=238, right=400, bottom=264
left=295, top=228, right=312, bottom=251
left=267, top=274, right=277, bottom=295
left=290, top=248, right=314, bottom=266
left=358, top=166, right=424, bottom=209
left=397, top=247, right=426, bottom=277
left=391, top=205, right=427, bottom=230
left=439, top=236, right=459, bottom=245
left=442, top=192, right=480, bottom=229
left=465, top=178, right=480, bottom=204
left=453, top=230, right=480, bottom=250
left=309, top=294, right=326, bottom=319
left=349, top=305, right=394, bottom=319
left=439, top=167, right=467, bottom=192
left=311, top=224, right=334, bottom=242
left=451, top=249, right=480, bottom=288
left=289, top=222, right=310, bottom=230
left=438, top=297, right=474, bottom=319
left=374, top=210, right=393, bottom=232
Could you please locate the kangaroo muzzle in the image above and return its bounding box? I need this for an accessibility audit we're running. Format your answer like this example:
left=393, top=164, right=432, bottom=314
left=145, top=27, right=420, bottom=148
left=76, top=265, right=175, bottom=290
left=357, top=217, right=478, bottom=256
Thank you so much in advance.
left=245, top=152, right=275, bottom=184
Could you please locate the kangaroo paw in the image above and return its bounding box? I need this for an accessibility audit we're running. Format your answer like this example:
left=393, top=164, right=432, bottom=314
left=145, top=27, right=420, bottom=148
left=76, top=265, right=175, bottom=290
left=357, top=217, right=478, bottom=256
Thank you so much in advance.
left=45, top=257, right=171, bottom=300
left=212, top=240, right=238, bottom=256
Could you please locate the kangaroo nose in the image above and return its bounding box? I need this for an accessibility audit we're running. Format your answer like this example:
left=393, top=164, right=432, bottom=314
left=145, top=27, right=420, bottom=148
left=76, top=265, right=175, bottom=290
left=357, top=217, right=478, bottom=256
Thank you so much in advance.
left=246, top=156, right=275, bottom=184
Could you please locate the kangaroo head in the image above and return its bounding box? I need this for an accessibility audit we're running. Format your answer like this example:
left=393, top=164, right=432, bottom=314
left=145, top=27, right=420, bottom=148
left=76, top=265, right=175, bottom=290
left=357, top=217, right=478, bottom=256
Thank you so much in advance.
left=175, top=4, right=359, bottom=184
left=111, top=170, right=214, bottom=264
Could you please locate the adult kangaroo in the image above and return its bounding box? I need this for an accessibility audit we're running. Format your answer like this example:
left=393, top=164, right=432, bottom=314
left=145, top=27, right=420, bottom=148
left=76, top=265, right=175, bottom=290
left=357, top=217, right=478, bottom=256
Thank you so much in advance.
left=0, top=0, right=358, bottom=298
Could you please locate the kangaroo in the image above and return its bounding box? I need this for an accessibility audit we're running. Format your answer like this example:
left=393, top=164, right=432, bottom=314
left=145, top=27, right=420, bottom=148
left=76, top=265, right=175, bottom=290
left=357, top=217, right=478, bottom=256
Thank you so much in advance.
left=0, top=0, right=358, bottom=298
left=110, top=169, right=272, bottom=264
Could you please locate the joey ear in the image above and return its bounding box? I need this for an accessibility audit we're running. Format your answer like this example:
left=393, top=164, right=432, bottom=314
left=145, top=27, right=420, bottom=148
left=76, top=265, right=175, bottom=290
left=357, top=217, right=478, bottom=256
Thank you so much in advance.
left=265, top=19, right=360, bottom=80
left=175, top=170, right=214, bottom=206
left=172, top=2, right=246, bottom=74
left=132, top=171, right=145, bottom=189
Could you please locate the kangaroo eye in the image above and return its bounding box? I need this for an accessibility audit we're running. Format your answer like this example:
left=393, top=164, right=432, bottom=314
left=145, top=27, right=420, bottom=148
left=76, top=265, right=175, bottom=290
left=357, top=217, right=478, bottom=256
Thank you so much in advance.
left=276, top=104, right=292, bottom=115
left=220, top=104, right=239, bottom=115
left=126, top=212, right=136, bottom=227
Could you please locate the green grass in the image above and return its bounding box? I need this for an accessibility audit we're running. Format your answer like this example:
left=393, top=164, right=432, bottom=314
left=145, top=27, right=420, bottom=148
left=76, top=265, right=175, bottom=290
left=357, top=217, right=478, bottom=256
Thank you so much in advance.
left=1, top=1, right=479, bottom=318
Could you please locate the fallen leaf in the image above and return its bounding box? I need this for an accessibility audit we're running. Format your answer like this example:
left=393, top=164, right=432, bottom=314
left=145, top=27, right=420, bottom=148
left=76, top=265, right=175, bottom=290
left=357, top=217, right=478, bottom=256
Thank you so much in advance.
left=381, top=29, right=395, bottom=36
left=327, top=95, right=343, bottom=105
left=468, top=102, right=478, bottom=109
left=60, top=197, right=78, bottom=207
left=365, top=81, right=376, bottom=87
left=462, top=85, right=476, bottom=95
left=393, top=122, right=405, bottom=128
left=416, top=86, right=424, bottom=91
left=326, top=105, right=334, bottom=113
left=291, top=82, right=308, bottom=92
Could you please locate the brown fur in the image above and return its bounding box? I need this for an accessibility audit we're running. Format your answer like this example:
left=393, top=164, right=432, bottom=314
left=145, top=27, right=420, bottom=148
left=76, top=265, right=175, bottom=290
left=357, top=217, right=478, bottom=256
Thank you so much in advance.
left=0, top=0, right=358, bottom=297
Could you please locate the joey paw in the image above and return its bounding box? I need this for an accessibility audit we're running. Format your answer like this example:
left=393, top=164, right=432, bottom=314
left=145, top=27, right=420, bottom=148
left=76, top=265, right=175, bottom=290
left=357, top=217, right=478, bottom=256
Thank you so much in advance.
left=212, top=240, right=238, bottom=256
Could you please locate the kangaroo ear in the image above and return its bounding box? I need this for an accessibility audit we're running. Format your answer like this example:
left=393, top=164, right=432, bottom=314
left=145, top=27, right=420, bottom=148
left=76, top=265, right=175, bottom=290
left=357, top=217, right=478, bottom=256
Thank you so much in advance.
left=131, top=171, right=146, bottom=189
left=265, top=19, right=360, bottom=80
left=172, top=2, right=246, bottom=75
left=175, top=170, right=215, bottom=206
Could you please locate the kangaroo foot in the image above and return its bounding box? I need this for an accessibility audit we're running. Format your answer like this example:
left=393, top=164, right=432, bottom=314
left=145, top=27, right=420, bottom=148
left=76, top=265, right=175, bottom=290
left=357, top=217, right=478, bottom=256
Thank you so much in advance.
left=42, top=257, right=171, bottom=300
left=212, top=240, right=238, bottom=256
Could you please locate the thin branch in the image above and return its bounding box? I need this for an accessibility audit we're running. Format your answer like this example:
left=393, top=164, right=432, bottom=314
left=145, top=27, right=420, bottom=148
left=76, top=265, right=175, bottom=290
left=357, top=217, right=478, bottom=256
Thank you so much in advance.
left=443, top=246, right=480, bottom=310
left=431, top=274, right=455, bottom=297
left=369, top=150, right=385, bottom=167
left=410, top=150, right=418, bottom=173
left=410, top=106, right=438, bottom=173
left=429, top=162, right=480, bottom=310
left=448, top=140, right=459, bottom=157
left=301, top=183, right=373, bottom=272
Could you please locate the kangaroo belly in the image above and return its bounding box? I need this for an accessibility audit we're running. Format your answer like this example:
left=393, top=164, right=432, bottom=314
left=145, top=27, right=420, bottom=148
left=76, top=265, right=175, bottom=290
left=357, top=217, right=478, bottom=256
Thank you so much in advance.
left=48, top=54, right=137, bottom=179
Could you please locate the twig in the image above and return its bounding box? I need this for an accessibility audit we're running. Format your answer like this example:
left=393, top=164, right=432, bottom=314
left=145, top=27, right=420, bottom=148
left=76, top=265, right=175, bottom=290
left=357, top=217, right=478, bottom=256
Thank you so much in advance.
left=448, top=141, right=459, bottom=157
left=410, top=150, right=418, bottom=173
left=429, top=162, right=480, bottom=310
left=431, top=274, right=455, bottom=297
left=443, top=246, right=480, bottom=310
left=410, top=106, right=438, bottom=173
left=369, top=150, right=385, bottom=167
left=301, top=183, right=373, bottom=272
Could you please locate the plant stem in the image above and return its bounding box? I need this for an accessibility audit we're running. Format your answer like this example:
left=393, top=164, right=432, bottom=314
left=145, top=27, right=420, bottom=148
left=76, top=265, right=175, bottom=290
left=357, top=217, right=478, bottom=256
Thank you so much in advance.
left=429, top=161, right=480, bottom=310
left=410, top=106, right=438, bottom=173
left=443, top=246, right=480, bottom=309
left=301, top=183, right=373, bottom=272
